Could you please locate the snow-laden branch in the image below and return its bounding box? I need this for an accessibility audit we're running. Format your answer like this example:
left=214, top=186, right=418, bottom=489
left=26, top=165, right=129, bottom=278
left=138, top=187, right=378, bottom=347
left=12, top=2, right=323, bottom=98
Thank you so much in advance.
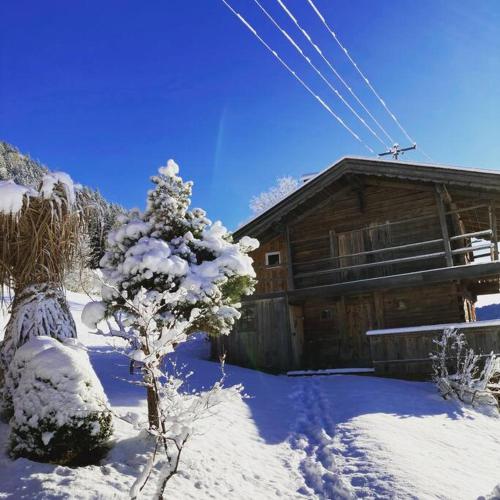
left=249, top=176, right=299, bottom=216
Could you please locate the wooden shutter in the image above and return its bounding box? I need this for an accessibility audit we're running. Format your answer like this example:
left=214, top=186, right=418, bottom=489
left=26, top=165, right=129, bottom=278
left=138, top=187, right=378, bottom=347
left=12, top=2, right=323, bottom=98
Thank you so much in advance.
left=337, top=229, right=366, bottom=281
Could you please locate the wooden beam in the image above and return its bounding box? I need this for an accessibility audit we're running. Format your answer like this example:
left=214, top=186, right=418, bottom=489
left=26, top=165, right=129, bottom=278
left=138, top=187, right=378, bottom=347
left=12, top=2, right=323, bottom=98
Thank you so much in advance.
left=295, top=251, right=445, bottom=279
left=449, top=229, right=492, bottom=241
left=287, top=261, right=500, bottom=301
left=489, top=201, right=499, bottom=261
left=329, top=230, right=338, bottom=260
left=363, top=176, right=436, bottom=193
left=294, top=237, right=444, bottom=267
left=435, top=186, right=453, bottom=267
left=285, top=225, right=295, bottom=290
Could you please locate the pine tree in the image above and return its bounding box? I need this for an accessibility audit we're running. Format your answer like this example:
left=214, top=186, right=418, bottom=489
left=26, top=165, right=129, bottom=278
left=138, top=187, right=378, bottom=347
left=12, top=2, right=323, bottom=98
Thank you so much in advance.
left=86, top=160, right=259, bottom=427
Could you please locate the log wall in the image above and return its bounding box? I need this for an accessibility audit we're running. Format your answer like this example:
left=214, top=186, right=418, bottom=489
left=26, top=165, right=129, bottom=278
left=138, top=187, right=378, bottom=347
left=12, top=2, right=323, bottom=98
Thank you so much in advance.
left=250, top=234, right=289, bottom=294
left=211, top=296, right=294, bottom=373
left=369, top=324, right=500, bottom=379
left=301, top=282, right=467, bottom=370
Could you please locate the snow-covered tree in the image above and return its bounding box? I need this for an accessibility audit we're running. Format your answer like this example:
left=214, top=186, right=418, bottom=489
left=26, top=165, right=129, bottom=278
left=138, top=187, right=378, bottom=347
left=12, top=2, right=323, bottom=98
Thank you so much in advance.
left=81, top=186, right=124, bottom=269
left=83, top=159, right=259, bottom=428
left=89, top=288, right=242, bottom=497
left=250, top=176, right=299, bottom=216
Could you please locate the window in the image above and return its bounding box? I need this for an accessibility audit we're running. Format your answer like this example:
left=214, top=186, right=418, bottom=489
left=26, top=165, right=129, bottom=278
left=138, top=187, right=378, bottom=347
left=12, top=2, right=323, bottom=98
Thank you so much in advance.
left=240, top=306, right=257, bottom=332
left=265, top=251, right=281, bottom=267
left=320, top=308, right=333, bottom=321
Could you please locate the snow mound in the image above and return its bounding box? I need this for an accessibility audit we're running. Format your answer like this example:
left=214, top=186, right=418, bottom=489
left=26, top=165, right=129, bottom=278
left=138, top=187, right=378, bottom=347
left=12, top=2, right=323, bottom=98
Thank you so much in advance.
left=9, top=336, right=113, bottom=464
left=81, top=301, right=106, bottom=329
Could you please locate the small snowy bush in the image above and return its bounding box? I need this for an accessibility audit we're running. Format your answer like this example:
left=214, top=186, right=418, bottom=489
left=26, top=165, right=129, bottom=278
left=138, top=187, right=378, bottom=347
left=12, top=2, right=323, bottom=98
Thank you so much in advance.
left=431, top=328, right=499, bottom=410
left=8, top=336, right=113, bottom=464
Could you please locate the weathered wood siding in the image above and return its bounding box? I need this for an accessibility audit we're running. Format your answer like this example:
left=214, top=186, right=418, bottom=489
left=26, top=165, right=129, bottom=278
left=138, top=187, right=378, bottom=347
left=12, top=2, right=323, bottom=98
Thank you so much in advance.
left=225, top=174, right=500, bottom=376
left=289, top=180, right=445, bottom=288
left=369, top=325, right=500, bottom=379
left=212, top=296, right=294, bottom=372
left=250, top=234, right=289, bottom=294
left=301, top=282, right=467, bottom=370
left=381, top=282, right=466, bottom=327
left=302, top=295, right=375, bottom=368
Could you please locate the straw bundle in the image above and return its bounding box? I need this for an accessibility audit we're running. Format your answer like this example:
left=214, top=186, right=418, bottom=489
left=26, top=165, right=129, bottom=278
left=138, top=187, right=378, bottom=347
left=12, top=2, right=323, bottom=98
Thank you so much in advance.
left=0, top=178, right=89, bottom=385
left=0, top=188, right=82, bottom=296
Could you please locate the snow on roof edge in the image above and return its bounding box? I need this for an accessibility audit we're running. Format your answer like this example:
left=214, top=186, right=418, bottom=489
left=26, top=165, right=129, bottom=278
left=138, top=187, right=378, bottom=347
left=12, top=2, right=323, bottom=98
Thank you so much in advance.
left=366, top=318, right=500, bottom=336
left=235, top=155, right=500, bottom=236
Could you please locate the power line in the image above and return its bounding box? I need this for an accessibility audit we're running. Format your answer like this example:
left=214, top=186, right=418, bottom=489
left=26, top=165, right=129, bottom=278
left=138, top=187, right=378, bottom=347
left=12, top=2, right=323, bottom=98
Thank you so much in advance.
left=219, top=0, right=375, bottom=154
left=253, top=0, right=385, bottom=150
left=305, top=0, right=433, bottom=162
left=276, top=0, right=394, bottom=148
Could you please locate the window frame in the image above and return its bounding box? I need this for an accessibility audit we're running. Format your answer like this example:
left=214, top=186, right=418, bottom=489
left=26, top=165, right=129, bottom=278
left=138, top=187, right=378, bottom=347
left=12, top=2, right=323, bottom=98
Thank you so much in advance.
left=265, top=251, right=281, bottom=267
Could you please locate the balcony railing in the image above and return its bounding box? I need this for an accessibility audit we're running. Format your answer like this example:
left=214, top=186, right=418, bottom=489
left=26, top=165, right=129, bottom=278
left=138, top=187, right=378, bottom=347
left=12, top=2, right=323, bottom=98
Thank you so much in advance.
left=254, top=201, right=500, bottom=294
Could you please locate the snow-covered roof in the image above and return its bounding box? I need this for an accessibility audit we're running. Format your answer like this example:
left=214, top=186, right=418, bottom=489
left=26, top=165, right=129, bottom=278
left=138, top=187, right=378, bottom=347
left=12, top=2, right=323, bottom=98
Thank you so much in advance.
left=235, top=156, right=500, bottom=238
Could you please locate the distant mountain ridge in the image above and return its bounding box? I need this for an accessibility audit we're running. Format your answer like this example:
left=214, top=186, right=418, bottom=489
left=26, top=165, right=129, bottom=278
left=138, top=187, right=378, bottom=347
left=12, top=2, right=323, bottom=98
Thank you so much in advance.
left=0, top=141, right=124, bottom=268
left=476, top=303, right=500, bottom=321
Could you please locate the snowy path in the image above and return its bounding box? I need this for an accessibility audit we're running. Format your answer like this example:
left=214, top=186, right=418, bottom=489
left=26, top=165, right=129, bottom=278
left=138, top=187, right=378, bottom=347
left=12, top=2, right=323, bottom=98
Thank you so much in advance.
left=288, top=379, right=354, bottom=499
left=1, top=292, right=500, bottom=499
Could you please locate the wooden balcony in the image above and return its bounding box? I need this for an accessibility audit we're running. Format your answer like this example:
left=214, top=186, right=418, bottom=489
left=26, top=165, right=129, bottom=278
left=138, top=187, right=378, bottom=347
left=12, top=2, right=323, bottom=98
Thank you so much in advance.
left=252, top=201, right=500, bottom=297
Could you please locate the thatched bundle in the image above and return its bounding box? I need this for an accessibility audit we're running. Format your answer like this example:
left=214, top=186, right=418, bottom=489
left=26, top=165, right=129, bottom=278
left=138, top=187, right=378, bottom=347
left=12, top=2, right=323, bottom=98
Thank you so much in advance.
left=0, top=174, right=88, bottom=383
left=0, top=183, right=82, bottom=296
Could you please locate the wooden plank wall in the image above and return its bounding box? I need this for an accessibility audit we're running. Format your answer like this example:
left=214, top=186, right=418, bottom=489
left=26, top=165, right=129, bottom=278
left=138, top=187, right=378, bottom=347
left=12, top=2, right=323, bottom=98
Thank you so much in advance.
left=301, top=282, right=467, bottom=370
left=212, top=296, right=293, bottom=373
left=302, top=295, right=375, bottom=369
left=289, top=181, right=445, bottom=288
left=381, top=282, right=466, bottom=327
left=250, top=234, right=289, bottom=294
left=215, top=283, right=473, bottom=374
left=369, top=325, right=500, bottom=379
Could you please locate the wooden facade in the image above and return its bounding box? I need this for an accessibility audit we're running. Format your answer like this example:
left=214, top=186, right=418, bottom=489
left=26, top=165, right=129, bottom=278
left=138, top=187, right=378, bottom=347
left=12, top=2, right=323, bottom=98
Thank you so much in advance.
left=214, top=157, right=500, bottom=377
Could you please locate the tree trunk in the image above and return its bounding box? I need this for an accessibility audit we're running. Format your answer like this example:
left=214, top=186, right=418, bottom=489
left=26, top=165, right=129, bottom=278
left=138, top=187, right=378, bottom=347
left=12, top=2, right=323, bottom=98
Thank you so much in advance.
left=147, top=385, right=160, bottom=430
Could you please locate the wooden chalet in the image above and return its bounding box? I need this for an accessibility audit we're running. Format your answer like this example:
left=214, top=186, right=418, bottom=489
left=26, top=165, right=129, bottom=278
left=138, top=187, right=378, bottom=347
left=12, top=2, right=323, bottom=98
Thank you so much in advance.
left=213, top=157, right=500, bottom=378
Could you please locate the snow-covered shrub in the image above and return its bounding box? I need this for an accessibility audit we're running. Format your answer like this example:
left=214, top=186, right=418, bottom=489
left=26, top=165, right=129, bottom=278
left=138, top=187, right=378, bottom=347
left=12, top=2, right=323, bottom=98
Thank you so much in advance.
left=8, top=336, right=113, bottom=464
left=478, top=483, right=500, bottom=500
left=64, top=265, right=102, bottom=294
left=431, top=328, right=499, bottom=410
left=2, top=336, right=60, bottom=417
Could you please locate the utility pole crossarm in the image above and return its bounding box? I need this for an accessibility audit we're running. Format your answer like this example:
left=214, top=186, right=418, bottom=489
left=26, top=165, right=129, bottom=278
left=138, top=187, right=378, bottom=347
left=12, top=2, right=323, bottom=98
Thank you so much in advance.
left=379, top=143, right=417, bottom=160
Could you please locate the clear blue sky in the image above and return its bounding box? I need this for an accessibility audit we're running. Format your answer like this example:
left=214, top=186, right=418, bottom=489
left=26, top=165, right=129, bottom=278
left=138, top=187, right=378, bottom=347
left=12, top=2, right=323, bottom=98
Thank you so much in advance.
left=1, top=0, right=499, bottom=229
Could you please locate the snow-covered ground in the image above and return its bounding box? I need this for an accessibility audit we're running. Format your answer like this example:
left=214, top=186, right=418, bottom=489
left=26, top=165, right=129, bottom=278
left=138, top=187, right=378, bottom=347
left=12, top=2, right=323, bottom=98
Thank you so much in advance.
left=1, top=292, right=499, bottom=499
